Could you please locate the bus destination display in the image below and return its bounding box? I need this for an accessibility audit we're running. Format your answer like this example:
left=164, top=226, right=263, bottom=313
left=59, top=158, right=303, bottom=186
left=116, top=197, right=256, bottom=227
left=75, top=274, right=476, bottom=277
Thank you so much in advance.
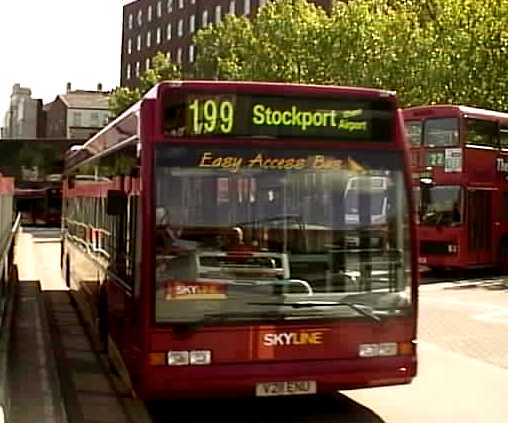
left=163, top=94, right=392, bottom=141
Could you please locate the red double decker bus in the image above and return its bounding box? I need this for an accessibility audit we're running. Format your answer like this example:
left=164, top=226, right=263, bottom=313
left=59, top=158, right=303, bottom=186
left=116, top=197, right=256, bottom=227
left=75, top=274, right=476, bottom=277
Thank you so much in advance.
left=404, top=105, right=508, bottom=271
left=62, top=81, right=417, bottom=400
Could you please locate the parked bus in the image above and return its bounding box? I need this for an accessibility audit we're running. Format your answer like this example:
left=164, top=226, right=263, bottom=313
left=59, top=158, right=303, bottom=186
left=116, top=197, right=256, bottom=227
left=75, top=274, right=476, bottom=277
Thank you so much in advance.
left=0, top=140, right=76, bottom=227
left=15, top=178, right=62, bottom=226
left=62, top=81, right=418, bottom=400
left=404, top=105, right=508, bottom=271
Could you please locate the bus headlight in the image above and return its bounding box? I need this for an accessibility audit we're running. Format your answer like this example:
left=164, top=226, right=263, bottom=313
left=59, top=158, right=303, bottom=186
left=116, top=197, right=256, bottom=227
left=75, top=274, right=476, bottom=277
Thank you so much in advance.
left=167, top=350, right=212, bottom=365
left=359, top=342, right=398, bottom=357
left=378, top=342, right=398, bottom=356
left=190, top=350, right=212, bottom=365
left=167, top=351, right=189, bottom=366
left=359, top=344, right=379, bottom=357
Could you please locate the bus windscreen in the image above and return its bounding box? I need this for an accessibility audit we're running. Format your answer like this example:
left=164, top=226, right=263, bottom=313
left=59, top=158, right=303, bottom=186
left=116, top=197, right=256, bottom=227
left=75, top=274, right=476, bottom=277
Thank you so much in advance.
left=163, top=94, right=394, bottom=141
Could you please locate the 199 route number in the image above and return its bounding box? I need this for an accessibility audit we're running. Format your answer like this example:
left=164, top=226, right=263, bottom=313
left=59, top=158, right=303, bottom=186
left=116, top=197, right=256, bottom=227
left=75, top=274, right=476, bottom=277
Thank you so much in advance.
left=189, top=98, right=234, bottom=135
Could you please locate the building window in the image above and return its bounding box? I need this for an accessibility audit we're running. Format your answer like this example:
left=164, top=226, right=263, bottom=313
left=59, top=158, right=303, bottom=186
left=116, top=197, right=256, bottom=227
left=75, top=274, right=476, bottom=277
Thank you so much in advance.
left=190, top=0, right=195, bottom=4
left=178, top=19, right=184, bottom=37
left=126, top=64, right=131, bottom=80
left=137, top=9, right=143, bottom=26
left=146, top=31, right=151, bottom=47
left=189, top=44, right=195, bottom=63
left=136, top=61, right=140, bottom=77
left=178, top=0, right=184, bottom=9
left=166, top=23, right=172, bottom=40
left=137, top=35, right=141, bottom=50
left=72, top=112, right=82, bottom=127
left=189, top=15, right=195, bottom=33
left=244, top=0, right=250, bottom=15
left=128, top=14, right=133, bottom=29
left=127, top=38, right=132, bottom=54
left=167, top=0, right=173, bottom=13
left=259, top=0, right=266, bottom=6
left=215, top=5, right=222, bottom=24
left=157, top=27, right=162, bottom=44
left=202, top=10, right=208, bottom=27
left=148, top=5, right=152, bottom=21
left=90, top=112, right=99, bottom=126
left=146, top=58, right=151, bottom=70
left=229, top=1, right=235, bottom=15
left=166, top=51, right=171, bottom=61
left=177, top=48, right=183, bottom=63
left=157, top=1, right=162, bottom=17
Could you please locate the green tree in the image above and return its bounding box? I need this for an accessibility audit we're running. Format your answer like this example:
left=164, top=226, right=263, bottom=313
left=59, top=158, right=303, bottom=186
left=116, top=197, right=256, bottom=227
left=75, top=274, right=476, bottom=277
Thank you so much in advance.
left=191, top=0, right=508, bottom=110
left=193, top=0, right=330, bottom=82
left=193, top=14, right=255, bottom=80
left=109, top=52, right=182, bottom=116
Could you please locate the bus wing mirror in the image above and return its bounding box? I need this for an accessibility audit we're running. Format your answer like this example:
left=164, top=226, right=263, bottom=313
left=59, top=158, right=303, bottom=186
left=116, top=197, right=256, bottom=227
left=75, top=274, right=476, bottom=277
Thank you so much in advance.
left=106, top=190, right=127, bottom=215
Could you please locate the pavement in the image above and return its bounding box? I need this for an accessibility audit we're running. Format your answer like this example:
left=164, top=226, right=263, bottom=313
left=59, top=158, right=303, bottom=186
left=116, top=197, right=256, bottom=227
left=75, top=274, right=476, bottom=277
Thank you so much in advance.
left=6, top=228, right=150, bottom=423
left=343, top=278, right=508, bottom=423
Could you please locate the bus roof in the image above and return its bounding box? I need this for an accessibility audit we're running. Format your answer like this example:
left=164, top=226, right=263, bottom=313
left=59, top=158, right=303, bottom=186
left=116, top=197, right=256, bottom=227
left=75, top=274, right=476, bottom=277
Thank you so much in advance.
left=66, top=80, right=399, bottom=172
left=403, top=104, right=508, bottom=121
left=146, top=80, right=397, bottom=99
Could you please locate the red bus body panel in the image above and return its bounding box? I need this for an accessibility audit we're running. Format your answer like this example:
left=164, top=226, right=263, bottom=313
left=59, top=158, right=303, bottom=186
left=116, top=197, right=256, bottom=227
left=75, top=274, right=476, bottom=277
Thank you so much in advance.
left=141, top=318, right=416, bottom=399
left=63, top=81, right=418, bottom=400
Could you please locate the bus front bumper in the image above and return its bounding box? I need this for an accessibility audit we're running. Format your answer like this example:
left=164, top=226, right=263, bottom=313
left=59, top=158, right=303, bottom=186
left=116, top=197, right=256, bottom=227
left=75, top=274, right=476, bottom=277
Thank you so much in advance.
left=139, top=356, right=416, bottom=400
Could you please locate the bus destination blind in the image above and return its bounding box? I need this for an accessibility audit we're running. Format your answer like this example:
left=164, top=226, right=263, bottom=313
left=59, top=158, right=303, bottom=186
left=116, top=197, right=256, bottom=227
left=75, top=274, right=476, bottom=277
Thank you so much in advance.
left=163, top=94, right=392, bottom=141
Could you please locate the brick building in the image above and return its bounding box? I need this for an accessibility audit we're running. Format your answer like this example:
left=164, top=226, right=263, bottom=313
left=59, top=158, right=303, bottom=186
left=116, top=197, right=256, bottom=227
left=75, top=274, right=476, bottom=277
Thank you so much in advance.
left=121, top=0, right=332, bottom=88
left=44, top=83, right=111, bottom=140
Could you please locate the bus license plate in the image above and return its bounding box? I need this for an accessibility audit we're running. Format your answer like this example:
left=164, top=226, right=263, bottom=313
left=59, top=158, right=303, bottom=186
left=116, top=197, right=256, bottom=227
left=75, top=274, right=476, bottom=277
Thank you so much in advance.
left=256, top=380, right=317, bottom=397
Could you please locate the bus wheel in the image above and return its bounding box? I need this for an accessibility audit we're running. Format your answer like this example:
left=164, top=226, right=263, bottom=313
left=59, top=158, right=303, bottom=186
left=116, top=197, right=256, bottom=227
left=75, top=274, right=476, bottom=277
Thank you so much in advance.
left=65, top=256, right=71, bottom=288
left=98, top=289, right=109, bottom=353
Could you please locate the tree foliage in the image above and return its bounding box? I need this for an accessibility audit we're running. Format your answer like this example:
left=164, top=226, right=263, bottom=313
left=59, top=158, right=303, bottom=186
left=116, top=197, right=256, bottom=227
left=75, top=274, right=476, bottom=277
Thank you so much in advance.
left=109, top=0, right=508, bottom=113
left=192, top=0, right=508, bottom=110
left=109, top=52, right=182, bottom=116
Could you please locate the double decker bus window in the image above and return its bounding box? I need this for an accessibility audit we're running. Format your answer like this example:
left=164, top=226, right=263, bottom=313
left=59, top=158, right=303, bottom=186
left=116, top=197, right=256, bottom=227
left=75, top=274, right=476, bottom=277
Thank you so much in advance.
left=163, top=94, right=393, bottom=141
left=420, top=185, right=462, bottom=226
left=500, top=126, right=508, bottom=149
left=424, top=118, right=459, bottom=146
left=405, top=120, right=422, bottom=146
left=465, top=118, right=498, bottom=147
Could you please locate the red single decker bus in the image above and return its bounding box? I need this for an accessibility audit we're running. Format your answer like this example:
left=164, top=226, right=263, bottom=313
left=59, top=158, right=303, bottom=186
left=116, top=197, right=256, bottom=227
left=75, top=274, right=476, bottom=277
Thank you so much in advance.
left=62, top=81, right=417, bottom=400
left=404, top=105, right=508, bottom=271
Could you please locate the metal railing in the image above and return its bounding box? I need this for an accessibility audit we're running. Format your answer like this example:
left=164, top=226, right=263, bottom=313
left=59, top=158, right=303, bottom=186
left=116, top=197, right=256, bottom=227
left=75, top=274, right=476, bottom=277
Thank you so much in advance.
left=0, top=213, right=22, bottom=423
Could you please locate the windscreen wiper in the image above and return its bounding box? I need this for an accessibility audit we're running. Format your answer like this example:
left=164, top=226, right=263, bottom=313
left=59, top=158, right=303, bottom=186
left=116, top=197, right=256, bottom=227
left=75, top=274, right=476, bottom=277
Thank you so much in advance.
left=169, top=310, right=290, bottom=327
left=247, top=300, right=383, bottom=323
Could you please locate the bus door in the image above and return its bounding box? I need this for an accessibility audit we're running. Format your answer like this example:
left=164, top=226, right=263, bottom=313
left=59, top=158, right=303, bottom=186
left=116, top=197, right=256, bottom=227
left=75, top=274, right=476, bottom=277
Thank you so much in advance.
left=466, top=188, right=494, bottom=265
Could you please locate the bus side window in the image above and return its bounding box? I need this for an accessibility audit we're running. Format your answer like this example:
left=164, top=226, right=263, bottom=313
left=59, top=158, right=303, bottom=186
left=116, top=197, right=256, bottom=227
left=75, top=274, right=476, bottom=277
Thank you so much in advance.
left=500, top=125, right=508, bottom=149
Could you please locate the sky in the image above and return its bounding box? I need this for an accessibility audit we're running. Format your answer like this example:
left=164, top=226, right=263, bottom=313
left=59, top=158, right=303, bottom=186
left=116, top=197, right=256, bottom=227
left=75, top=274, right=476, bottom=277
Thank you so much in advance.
left=0, top=1, right=132, bottom=121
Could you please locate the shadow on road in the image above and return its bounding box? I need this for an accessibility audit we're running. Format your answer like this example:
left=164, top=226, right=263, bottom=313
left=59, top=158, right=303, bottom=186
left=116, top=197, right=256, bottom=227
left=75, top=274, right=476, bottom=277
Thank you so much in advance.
left=21, top=226, right=61, bottom=241
left=421, top=267, right=508, bottom=291
left=147, top=394, right=386, bottom=423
